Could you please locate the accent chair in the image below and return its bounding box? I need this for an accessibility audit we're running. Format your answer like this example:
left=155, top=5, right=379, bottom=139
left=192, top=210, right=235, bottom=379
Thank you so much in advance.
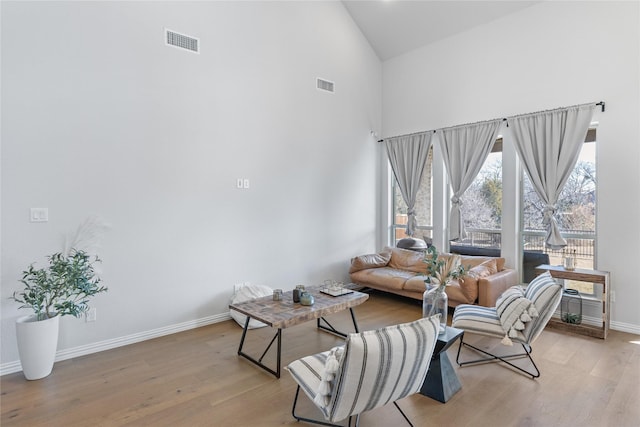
left=286, top=315, right=440, bottom=426
left=452, top=271, right=562, bottom=378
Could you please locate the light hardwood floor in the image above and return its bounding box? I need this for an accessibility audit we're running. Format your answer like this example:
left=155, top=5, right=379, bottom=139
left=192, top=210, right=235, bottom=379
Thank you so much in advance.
left=2, top=291, right=639, bottom=427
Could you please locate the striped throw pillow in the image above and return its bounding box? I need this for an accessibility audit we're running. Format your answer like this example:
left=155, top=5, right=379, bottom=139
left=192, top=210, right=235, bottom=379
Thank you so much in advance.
left=495, top=286, right=538, bottom=345
left=313, top=346, right=344, bottom=408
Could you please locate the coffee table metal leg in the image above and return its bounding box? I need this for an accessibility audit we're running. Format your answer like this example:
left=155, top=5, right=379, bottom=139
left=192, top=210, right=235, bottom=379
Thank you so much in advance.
left=349, top=307, right=360, bottom=333
left=237, top=315, right=282, bottom=378
left=237, top=316, right=251, bottom=354
left=317, top=308, right=360, bottom=337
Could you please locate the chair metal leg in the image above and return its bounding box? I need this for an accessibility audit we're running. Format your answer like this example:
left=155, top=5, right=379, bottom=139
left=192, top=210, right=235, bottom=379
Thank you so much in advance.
left=393, top=401, right=414, bottom=427
left=455, top=336, right=540, bottom=379
left=292, top=385, right=343, bottom=427
left=291, top=386, right=414, bottom=426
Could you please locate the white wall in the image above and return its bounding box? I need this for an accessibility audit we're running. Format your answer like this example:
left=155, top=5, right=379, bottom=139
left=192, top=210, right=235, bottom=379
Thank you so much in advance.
left=382, top=1, right=640, bottom=332
left=0, top=1, right=382, bottom=369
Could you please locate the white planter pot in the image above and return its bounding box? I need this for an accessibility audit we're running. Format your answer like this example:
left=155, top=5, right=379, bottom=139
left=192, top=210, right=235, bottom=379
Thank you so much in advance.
left=16, top=314, right=60, bottom=380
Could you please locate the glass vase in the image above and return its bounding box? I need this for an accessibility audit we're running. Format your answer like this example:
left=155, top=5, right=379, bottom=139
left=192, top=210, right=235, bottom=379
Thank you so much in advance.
left=423, top=284, right=448, bottom=334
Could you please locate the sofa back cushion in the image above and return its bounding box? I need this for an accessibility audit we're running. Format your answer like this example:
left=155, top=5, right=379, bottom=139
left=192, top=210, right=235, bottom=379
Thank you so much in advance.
left=459, top=255, right=505, bottom=272
left=467, top=259, right=498, bottom=279
left=349, top=250, right=392, bottom=273
left=444, top=277, right=478, bottom=305
left=388, top=247, right=427, bottom=274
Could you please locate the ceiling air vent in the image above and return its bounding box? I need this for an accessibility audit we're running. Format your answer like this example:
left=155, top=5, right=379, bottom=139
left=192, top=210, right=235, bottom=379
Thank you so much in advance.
left=165, top=28, right=199, bottom=54
left=316, top=78, right=335, bottom=93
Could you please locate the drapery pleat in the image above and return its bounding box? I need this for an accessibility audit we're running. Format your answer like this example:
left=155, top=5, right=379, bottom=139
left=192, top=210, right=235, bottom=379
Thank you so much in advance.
left=438, top=120, right=503, bottom=241
left=508, top=104, right=595, bottom=249
left=385, top=132, right=433, bottom=237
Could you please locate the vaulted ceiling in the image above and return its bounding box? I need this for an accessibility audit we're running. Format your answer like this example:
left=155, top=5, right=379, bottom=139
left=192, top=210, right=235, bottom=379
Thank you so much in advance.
left=342, top=1, right=540, bottom=61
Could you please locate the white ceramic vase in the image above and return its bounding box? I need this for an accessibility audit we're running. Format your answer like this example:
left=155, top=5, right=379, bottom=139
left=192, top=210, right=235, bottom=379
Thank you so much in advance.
left=16, top=314, right=60, bottom=380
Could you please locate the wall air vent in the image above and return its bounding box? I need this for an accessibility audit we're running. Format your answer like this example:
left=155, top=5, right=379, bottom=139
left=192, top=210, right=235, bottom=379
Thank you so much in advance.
left=316, top=78, right=335, bottom=93
left=165, top=28, right=199, bottom=54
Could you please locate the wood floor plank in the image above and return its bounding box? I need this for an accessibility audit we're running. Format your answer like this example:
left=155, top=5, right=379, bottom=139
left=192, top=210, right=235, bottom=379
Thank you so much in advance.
left=2, top=290, right=638, bottom=427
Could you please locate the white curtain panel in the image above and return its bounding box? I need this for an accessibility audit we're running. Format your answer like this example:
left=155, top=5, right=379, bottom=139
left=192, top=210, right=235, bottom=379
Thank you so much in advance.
left=438, top=120, right=503, bottom=241
left=385, top=132, right=433, bottom=237
left=508, top=104, right=596, bottom=249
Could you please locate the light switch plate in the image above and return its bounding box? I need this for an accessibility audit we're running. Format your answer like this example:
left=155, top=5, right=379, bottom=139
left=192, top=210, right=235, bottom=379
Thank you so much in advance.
left=243, top=179, right=250, bottom=189
left=30, top=208, right=49, bottom=222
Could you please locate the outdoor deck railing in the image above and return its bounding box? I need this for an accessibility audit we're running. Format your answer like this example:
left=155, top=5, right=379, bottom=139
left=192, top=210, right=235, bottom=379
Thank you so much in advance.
left=449, top=227, right=595, bottom=268
left=392, top=223, right=595, bottom=267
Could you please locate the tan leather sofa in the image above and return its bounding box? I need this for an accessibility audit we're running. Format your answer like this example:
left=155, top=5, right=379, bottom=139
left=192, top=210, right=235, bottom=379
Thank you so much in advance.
left=349, top=247, right=518, bottom=307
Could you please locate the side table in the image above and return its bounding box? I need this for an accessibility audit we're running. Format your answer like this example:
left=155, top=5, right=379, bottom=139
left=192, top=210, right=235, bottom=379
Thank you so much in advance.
left=420, top=326, right=464, bottom=403
left=534, top=264, right=610, bottom=339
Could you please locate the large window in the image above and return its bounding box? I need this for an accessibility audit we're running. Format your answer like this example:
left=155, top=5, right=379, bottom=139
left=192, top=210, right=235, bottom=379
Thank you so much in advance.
left=386, top=129, right=597, bottom=295
left=522, top=135, right=597, bottom=292
left=451, top=141, right=503, bottom=250
left=391, top=146, right=433, bottom=244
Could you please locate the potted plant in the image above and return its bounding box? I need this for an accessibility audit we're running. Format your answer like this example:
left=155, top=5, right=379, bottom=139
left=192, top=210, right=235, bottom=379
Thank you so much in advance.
left=10, top=249, right=107, bottom=380
left=422, top=246, right=466, bottom=334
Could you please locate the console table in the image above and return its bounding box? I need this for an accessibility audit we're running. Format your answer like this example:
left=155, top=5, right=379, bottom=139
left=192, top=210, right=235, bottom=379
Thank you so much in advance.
left=534, top=264, right=610, bottom=339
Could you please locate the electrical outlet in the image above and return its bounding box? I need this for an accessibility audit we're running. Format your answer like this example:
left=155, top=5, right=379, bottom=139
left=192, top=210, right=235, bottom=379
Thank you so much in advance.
left=85, top=307, right=97, bottom=322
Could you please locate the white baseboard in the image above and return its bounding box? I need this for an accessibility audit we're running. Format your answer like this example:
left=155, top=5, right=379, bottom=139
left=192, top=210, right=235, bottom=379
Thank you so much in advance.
left=1, top=312, right=231, bottom=377
left=610, top=321, right=640, bottom=336
left=3, top=310, right=637, bottom=377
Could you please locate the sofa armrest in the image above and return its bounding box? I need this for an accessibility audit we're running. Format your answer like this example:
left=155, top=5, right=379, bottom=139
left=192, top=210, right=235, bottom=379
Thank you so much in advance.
left=477, top=269, right=518, bottom=307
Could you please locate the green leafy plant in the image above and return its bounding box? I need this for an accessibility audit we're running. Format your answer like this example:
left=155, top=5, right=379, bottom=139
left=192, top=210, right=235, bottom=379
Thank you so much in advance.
left=11, top=250, right=107, bottom=320
left=422, top=246, right=466, bottom=290
left=562, top=312, right=582, bottom=324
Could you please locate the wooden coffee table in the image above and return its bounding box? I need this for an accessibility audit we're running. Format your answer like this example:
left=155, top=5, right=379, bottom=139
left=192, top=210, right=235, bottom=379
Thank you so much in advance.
left=229, top=286, right=369, bottom=378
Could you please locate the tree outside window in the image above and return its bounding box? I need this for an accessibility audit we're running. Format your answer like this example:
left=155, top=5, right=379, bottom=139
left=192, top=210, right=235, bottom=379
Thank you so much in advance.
left=392, top=146, right=433, bottom=243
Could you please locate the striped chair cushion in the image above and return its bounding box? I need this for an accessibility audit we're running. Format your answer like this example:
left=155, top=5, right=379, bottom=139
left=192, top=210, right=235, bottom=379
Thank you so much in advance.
left=452, top=304, right=526, bottom=342
left=287, top=350, right=333, bottom=419
left=525, top=271, right=559, bottom=306
left=522, top=272, right=562, bottom=342
left=329, top=316, right=439, bottom=422
left=287, top=316, right=439, bottom=423
left=453, top=273, right=562, bottom=346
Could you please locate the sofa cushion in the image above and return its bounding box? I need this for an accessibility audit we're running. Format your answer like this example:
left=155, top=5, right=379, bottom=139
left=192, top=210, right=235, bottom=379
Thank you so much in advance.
left=388, top=247, right=427, bottom=274
left=349, top=250, right=391, bottom=274
left=459, top=255, right=505, bottom=272
left=405, top=274, right=479, bottom=306
left=350, top=267, right=415, bottom=291
left=467, top=259, right=498, bottom=279
left=404, top=276, right=430, bottom=292
left=445, top=277, right=478, bottom=305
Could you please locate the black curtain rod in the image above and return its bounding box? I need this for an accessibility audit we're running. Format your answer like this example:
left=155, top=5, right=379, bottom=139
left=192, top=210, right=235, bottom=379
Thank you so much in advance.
left=378, top=101, right=606, bottom=142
